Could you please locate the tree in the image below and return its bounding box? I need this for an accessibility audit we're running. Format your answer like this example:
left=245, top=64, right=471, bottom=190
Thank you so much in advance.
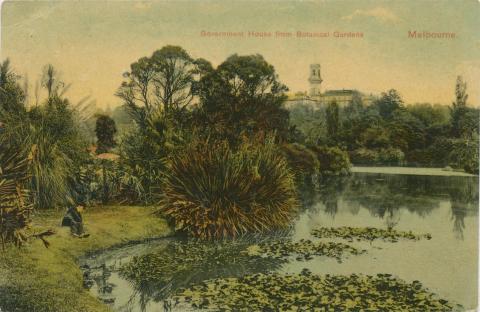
left=0, top=59, right=26, bottom=115
left=194, top=53, right=290, bottom=147
left=326, top=100, right=339, bottom=144
left=450, top=76, right=477, bottom=138
left=374, top=89, right=403, bottom=119
left=116, top=46, right=199, bottom=127
left=95, top=114, right=117, bottom=153
left=389, top=109, right=426, bottom=152
left=41, top=64, right=64, bottom=99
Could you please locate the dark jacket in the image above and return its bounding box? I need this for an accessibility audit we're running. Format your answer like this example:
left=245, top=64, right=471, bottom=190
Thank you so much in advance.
left=62, top=207, right=83, bottom=226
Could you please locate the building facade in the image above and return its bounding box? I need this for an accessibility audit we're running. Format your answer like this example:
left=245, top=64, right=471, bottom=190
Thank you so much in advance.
left=285, top=64, right=374, bottom=110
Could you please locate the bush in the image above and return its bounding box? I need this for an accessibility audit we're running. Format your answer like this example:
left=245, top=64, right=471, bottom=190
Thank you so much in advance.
left=405, top=149, right=432, bottom=166
left=426, top=137, right=454, bottom=167
left=280, top=143, right=320, bottom=178
left=377, top=147, right=405, bottom=165
left=350, top=148, right=379, bottom=165
left=350, top=147, right=404, bottom=166
left=449, top=136, right=479, bottom=174
left=310, top=146, right=350, bottom=175
left=159, top=141, right=298, bottom=239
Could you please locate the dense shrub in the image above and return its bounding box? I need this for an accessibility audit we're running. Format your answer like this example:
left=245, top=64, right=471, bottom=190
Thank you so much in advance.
left=426, top=137, right=455, bottom=167
left=350, top=147, right=404, bottom=166
left=310, top=146, right=350, bottom=175
left=280, top=143, right=320, bottom=178
left=405, top=149, right=432, bottom=167
left=159, top=141, right=298, bottom=239
left=350, top=148, right=379, bottom=165
left=377, top=147, right=405, bottom=166
left=450, top=136, right=479, bottom=174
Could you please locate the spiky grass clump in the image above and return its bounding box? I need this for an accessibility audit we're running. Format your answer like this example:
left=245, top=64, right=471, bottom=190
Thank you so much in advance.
left=160, top=141, right=298, bottom=239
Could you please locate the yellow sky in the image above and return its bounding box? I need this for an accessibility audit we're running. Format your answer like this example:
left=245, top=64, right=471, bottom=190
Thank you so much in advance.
left=1, top=1, right=479, bottom=108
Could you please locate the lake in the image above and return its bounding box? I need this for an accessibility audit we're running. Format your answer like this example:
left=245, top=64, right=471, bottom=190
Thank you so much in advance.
left=79, top=168, right=479, bottom=312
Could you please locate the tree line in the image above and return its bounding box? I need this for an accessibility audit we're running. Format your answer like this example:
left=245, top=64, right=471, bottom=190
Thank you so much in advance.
left=289, top=78, right=479, bottom=173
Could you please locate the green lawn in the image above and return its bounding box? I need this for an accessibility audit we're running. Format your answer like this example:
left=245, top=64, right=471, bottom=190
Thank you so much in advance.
left=0, top=206, right=171, bottom=312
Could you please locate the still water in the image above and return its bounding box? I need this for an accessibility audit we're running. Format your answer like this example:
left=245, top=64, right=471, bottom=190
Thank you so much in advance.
left=80, top=169, right=479, bottom=311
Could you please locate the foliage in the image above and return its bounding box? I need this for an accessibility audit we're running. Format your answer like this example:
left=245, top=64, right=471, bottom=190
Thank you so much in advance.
left=41, top=64, right=64, bottom=99
left=350, top=147, right=404, bottom=166
left=0, top=143, right=32, bottom=247
left=26, top=96, right=90, bottom=208
left=288, top=80, right=478, bottom=171
left=0, top=59, right=25, bottom=115
left=159, top=140, right=298, bottom=238
left=350, top=148, right=379, bottom=165
left=115, top=46, right=200, bottom=202
left=118, top=112, right=178, bottom=203
left=193, top=54, right=290, bottom=147
left=288, top=104, right=326, bottom=145
left=104, top=161, right=146, bottom=204
left=310, top=146, right=350, bottom=175
left=450, top=76, right=470, bottom=137
left=449, top=135, right=479, bottom=174
left=325, top=100, right=339, bottom=143
left=1, top=62, right=90, bottom=209
left=373, top=89, right=403, bottom=120
left=377, top=147, right=405, bottom=165
left=95, top=114, right=117, bottom=153
left=280, top=143, right=319, bottom=178
left=116, top=45, right=197, bottom=128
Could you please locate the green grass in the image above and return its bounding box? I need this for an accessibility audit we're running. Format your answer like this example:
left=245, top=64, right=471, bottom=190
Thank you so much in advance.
left=0, top=205, right=171, bottom=312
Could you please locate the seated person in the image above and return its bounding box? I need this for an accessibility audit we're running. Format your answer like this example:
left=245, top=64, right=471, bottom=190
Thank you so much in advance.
left=61, top=202, right=89, bottom=238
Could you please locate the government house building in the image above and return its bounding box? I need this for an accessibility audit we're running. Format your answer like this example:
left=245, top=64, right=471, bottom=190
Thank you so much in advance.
left=285, top=64, right=375, bottom=109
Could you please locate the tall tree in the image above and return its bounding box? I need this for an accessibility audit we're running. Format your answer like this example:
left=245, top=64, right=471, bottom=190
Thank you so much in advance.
left=116, top=46, right=199, bottom=128
left=326, top=100, right=339, bottom=144
left=194, top=53, right=290, bottom=147
left=95, top=114, right=117, bottom=153
left=450, top=76, right=475, bottom=138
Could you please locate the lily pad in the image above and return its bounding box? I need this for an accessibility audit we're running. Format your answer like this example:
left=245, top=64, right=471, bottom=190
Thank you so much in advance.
left=243, top=239, right=366, bottom=262
left=119, top=240, right=285, bottom=301
left=171, top=272, right=459, bottom=311
left=311, top=226, right=432, bottom=242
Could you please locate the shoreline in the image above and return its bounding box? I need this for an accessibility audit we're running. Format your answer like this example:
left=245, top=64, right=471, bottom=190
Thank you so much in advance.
left=0, top=206, right=172, bottom=312
left=351, top=166, right=476, bottom=177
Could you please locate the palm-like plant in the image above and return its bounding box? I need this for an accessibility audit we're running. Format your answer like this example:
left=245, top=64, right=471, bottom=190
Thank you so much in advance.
left=160, top=140, right=298, bottom=239
left=0, top=143, right=32, bottom=248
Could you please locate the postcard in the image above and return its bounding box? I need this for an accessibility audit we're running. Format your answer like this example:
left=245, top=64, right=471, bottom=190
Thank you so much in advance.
left=0, top=1, right=478, bottom=311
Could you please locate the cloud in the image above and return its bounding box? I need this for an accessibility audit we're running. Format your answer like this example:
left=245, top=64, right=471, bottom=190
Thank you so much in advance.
left=342, top=7, right=401, bottom=24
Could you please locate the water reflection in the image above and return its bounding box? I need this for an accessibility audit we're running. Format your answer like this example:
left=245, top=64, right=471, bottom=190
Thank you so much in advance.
left=81, top=238, right=289, bottom=312
left=299, top=173, right=479, bottom=238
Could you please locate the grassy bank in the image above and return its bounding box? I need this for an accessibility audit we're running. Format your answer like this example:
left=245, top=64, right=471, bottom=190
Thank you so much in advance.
left=0, top=206, right=171, bottom=312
